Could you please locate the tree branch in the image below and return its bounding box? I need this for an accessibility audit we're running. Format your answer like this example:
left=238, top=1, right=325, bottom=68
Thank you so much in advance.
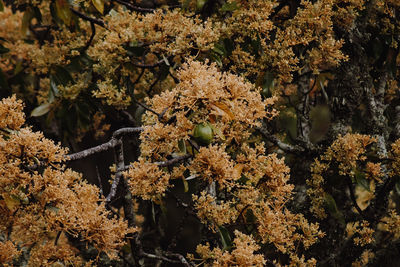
left=347, top=178, right=364, bottom=216
left=132, top=59, right=165, bottom=69
left=66, top=127, right=142, bottom=161
left=70, top=8, right=106, bottom=28
left=114, top=0, right=156, bottom=13
left=123, top=154, right=192, bottom=171
left=257, top=124, right=305, bottom=154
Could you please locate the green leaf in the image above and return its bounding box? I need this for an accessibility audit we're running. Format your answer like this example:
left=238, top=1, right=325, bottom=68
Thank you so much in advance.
left=0, top=43, right=9, bottom=54
left=31, top=103, right=52, bottom=117
left=209, top=123, right=225, bottom=140
left=0, top=0, right=4, bottom=12
left=218, top=226, right=232, bottom=250
left=395, top=180, right=400, bottom=196
left=324, top=193, right=345, bottom=225
left=55, top=0, right=72, bottom=26
left=178, top=139, right=187, bottom=154
left=13, top=60, right=23, bottom=75
left=50, top=78, right=60, bottom=99
left=212, top=43, right=226, bottom=56
left=52, top=65, right=73, bottom=85
left=354, top=170, right=370, bottom=191
left=21, top=8, right=34, bottom=35
left=196, top=0, right=207, bottom=10
left=220, top=1, right=239, bottom=12
left=182, top=177, right=189, bottom=193
left=50, top=2, right=63, bottom=26
left=209, top=52, right=222, bottom=67
left=92, top=0, right=104, bottom=14
left=183, top=0, right=192, bottom=10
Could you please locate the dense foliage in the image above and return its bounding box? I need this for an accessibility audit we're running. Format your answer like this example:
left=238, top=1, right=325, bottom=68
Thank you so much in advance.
left=0, top=0, right=400, bottom=266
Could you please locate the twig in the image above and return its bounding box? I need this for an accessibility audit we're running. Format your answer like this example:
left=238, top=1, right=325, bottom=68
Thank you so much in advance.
left=257, top=124, right=304, bottom=154
left=54, top=231, right=62, bottom=246
left=163, top=252, right=193, bottom=267
left=155, top=154, right=192, bottom=167
left=114, top=0, right=156, bottom=13
left=113, top=127, right=143, bottom=138
left=347, top=179, right=364, bottom=216
left=70, top=8, right=106, bottom=28
left=82, top=21, right=96, bottom=51
left=67, top=127, right=142, bottom=161
left=67, top=138, right=119, bottom=161
left=95, top=165, right=103, bottom=196
left=132, top=68, right=145, bottom=86
left=105, top=139, right=124, bottom=203
left=133, top=98, right=161, bottom=117
left=132, top=59, right=165, bottom=68
left=140, top=251, right=180, bottom=264
left=187, top=138, right=200, bottom=152
left=123, top=154, right=192, bottom=171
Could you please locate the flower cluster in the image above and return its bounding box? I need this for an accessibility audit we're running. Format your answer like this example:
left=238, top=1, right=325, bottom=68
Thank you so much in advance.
left=0, top=96, right=134, bottom=265
left=307, top=134, right=377, bottom=218
left=124, top=60, right=322, bottom=265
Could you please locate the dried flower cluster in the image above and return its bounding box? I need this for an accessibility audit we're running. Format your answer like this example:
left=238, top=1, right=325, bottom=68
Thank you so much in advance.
left=0, top=96, right=134, bottom=265
left=1, top=0, right=400, bottom=265
left=307, top=134, right=377, bottom=218
left=124, top=60, right=323, bottom=265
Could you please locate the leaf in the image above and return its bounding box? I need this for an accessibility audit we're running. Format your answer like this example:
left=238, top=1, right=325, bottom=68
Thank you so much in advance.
left=217, top=226, right=232, bottom=250
left=209, top=123, right=225, bottom=141
left=212, top=43, right=226, bottom=56
left=31, top=103, right=52, bottom=117
left=209, top=52, right=222, bottom=67
left=196, top=0, right=207, bottom=10
left=52, top=65, right=73, bottom=86
left=395, top=180, right=400, bottom=196
left=13, top=60, right=23, bottom=75
left=210, top=102, right=234, bottom=120
left=50, top=78, right=59, bottom=99
left=0, top=43, right=9, bottom=54
left=354, top=170, right=370, bottom=191
left=0, top=0, right=4, bottom=12
left=21, top=8, right=34, bottom=35
left=232, top=164, right=244, bottom=180
left=55, top=0, right=72, bottom=26
left=182, top=177, right=189, bottom=192
left=151, top=202, right=156, bottom=224
left=92, top=0, right=104, bottom=14
left=220, top=1, right=239, bottom=12
left=2, top=194, right=20, bottom=211
left=178, top=139, right=187, bottom=154
left=324, top=193, right=345, bottom=225
left=182, top=0, right=192, bottom=10
left=162, top=54, right=170, bottom=66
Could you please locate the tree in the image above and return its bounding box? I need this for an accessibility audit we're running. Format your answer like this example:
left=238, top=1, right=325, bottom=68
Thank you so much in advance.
left=0, top=0, right=399, bottom=266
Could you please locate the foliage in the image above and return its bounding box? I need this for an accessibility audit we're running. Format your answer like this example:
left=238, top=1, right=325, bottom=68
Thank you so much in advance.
left=0, top=0, right=400, bottom=266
